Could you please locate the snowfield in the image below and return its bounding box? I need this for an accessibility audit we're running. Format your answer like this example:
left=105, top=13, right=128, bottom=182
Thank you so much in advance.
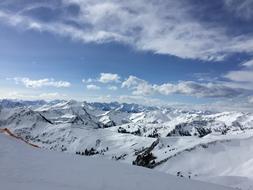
left=156, top=136, right=253, bottom=189
left=0, top=133, right=233, bottom=190
left=1, top=99, right=253, bottom=189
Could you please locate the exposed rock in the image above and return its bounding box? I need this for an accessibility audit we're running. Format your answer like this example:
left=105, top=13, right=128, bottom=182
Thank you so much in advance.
left=132, top=139, right=159, bottom=168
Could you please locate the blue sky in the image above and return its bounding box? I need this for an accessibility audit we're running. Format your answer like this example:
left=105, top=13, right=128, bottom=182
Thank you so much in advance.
left=0, top=0, right=253, bottom=111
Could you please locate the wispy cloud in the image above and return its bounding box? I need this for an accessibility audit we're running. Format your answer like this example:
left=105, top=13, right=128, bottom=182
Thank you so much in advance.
left=2, top=91, right=65, bottom=100
left=86, top=84, right=100, bottom=90
left=224, top=59, right=253, bottom=83
left=154, top=81, right=244, bottom=98
left=82, top=78, right=94, bottom=83
left=122, top=75, right=246, bottom=98
left=225, top=71, right=253, bottom=83
left=108, top=85, right=118, bottom=91
left=11, top=77, right=71, bottom=88
left=223, top=0, right=253, bottom=20
left=1, top=1, right=253, bottom=60
left=248, top=96, right=253, bottom=104
left=38, top=92, right=63, bottom=99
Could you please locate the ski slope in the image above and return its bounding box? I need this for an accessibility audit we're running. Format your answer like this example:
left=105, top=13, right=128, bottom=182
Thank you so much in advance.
left=0, top=133, right=233, bottom=190
left=1, top=99, right=253, bottom=189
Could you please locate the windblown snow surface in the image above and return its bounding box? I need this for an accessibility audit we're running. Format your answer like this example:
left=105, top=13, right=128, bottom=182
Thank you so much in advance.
left=0, top=133, right=233, bottom=190
left=1, top=99, right=253, bottom=189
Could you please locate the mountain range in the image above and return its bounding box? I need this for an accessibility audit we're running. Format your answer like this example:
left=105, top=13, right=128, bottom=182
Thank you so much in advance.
left=1, top=99, right=253, bottom=190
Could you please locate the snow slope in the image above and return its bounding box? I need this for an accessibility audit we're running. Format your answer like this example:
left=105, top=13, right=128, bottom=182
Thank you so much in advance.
left=156, top=136, right=253, bottom=190
left=0, top=133, right=233, bottom=190
left=1, top=99, right=253, bottom=189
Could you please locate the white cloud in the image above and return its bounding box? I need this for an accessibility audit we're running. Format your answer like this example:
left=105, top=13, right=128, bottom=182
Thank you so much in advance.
left=121, top=75, right=153, bottom=95
left=154, top=81, right=243, bottom=98
left=1, top=91, right=65, bottom=100
left=225, top=71, right=253, bottom=83
left=223, top=0, right=253, bottom=20
left=82, top=78, right=94, bottom=83
left=224, top=59, right=253, bottom=83
left=108, top=86, right=118, bottom=90
left=86, top=84, right=100, bottom=90
left=248, top=96, right=253, bottom=104
left=122, top=76, right=146, bottom=88
left=82, top=73, right=121, bottom=85
left=38, top=93, right=62, bottom=99
left=98, top=73, right=120, bottom=83
left=2, top=1, right=253, bottom=60
left=122, top=75, right=245, bottom=98
left=12, top=77, right=71, bottom=88
left=242, top=60, right=253, bottom=68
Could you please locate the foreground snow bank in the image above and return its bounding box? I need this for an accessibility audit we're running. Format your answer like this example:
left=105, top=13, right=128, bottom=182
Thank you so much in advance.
left=0, top=134, right=233, bottom=190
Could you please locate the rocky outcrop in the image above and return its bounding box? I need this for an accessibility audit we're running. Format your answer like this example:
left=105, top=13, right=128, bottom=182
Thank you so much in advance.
left=132, top=138, right=159, bottom=168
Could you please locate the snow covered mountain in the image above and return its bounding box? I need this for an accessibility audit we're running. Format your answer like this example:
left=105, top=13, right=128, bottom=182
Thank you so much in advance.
left=0, top=132, right=233, bottom=190
left=1, top=99, right=253, bottom=189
